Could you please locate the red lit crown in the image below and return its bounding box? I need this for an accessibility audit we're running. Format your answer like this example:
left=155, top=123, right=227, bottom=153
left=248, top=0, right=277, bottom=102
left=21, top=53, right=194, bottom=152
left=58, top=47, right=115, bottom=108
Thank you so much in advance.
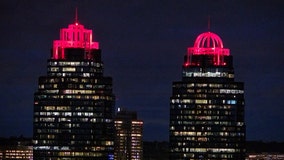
left=185, top=32, right=230, bottom=66
left=52, top=22, right=99, bottom=59
left=188, top=32, right=229, bottom=56
left=194, top=32, right=224, bottom=48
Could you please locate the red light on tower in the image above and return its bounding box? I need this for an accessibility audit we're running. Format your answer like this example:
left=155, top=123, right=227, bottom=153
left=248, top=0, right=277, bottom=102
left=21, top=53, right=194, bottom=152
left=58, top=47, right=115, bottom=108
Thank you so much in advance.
left=185, top=32, right=230, bottom=66
left=52, top=11, right=99, bottom=59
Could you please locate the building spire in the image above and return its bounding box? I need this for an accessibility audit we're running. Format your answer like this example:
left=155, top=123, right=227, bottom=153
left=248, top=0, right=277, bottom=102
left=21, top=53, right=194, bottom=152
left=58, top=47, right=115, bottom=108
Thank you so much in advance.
left=208, top=15, right=211, bottom=31
left=75, top=7, right=78, bottom=24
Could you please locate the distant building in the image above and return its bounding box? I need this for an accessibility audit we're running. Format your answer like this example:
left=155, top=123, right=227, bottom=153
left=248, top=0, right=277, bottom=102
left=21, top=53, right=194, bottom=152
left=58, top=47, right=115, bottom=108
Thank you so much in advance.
left=114, top=108, right=143, bottom=160
left=33, top=14, right=115, bottom=159
left=247, top=153, right=284, bottom=160
left=169, top=31, right=246, bottom=159
left=0, top=137, right=33, bottom=160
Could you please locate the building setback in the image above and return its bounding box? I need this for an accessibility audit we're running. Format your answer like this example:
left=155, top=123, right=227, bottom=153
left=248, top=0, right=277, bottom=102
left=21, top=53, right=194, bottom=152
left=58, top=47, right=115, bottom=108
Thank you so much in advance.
left=114, top=108, right=143, bottom=160
left=33, top=16, right=115, bottom=159
left=169, top=32, right=246, bottom=160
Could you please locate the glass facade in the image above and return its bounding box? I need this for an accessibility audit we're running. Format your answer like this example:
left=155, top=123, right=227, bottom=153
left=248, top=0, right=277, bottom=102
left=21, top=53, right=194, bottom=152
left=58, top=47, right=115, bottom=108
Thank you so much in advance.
left=169, top=32, right=245, bottom=160
left=33, top=21, right=115, bottom=159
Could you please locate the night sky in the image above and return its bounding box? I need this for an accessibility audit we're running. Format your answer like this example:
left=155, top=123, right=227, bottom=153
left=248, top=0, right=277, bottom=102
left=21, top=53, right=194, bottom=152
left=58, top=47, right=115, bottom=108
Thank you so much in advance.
left=1, top=0, right=284, bottom=142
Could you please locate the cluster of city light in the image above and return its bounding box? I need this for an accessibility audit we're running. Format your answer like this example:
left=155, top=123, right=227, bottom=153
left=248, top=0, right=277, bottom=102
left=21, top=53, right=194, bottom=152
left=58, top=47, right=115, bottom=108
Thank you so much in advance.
left=49, top=61, right=101, bottom=66
left=248, top=154, right=284, bottom=159
left=172, top=82, right=241, bottom=88
left=184, top=71, right=234, bottom=78
left=173, top=131, right=244, bottom=137
left=46, top=60, right=104, bottom=77
left=0, top=148, right=33, bottom=159
left=171, top=99, right=238, bottom=105
left=36, top=94, right=113, bottom=100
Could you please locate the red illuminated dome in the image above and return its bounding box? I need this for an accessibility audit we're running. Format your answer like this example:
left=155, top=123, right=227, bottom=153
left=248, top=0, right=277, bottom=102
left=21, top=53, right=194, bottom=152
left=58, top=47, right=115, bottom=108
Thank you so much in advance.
left=185, top=31, right=230, bottom=66
left=194, top=32, right=224, bottom=48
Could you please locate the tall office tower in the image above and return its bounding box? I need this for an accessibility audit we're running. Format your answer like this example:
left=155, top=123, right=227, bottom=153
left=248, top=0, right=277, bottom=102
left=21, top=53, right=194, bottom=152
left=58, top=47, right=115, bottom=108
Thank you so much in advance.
left=33, top=16, right=115, bottom=160
left=169, top=32, right=245, bottom=160
left=114, top=108, right=143, bottom=160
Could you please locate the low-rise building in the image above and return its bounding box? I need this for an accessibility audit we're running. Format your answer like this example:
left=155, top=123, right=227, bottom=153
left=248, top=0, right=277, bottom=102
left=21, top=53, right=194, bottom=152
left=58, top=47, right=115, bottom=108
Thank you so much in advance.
left=0, top=137, right=33, bottom=160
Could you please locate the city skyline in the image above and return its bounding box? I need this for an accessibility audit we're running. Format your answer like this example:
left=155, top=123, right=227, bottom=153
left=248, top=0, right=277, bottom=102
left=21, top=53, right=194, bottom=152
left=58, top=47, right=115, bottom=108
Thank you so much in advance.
left=0, top=0, right=284, bottom=142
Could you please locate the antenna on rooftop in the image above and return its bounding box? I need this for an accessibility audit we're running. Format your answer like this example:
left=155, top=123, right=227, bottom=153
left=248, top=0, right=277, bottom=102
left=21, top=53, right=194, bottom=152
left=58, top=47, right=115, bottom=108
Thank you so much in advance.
left=75, top=7, right=78, bottom=24
left=208, top=15, right=211, bottom=31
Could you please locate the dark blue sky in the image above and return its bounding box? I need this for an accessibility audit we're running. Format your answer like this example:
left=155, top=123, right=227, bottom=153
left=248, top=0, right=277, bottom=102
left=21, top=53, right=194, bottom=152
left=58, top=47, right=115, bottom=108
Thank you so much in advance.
left=0, top=0, right=284, bottom=141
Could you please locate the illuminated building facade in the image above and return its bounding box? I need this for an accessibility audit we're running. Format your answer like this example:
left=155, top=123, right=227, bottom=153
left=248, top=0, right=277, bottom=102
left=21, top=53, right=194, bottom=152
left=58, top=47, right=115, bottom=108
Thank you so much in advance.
left=247, top=153, right=284, bottom=160
left=0, top=146, right=33, bottom=160
left=33, top=17, right=115, bottom=159
left=0, top=137, right=33, bottom=160
left=169, top=32, right=246, bottom=159
left=114, top=108, right=143, bottom=160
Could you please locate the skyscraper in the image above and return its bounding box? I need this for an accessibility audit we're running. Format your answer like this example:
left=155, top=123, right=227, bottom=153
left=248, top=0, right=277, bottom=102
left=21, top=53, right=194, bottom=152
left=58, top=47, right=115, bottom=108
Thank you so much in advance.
left=114, top=108, right=143, bottom=160
left=33, top=16, right=115, bottom=159
left=169, top=31, right=246, bottom=160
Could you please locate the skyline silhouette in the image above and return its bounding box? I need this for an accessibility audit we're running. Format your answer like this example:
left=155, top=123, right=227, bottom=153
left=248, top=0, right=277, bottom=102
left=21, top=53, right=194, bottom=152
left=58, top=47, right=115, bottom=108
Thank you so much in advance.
left=0, top=0, right=284, bottom=142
